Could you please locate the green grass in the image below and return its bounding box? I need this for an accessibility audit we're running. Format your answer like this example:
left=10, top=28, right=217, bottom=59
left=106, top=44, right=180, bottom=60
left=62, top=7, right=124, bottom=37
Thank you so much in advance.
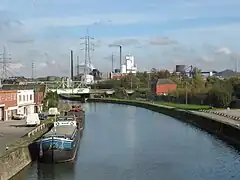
left=99, top=97, right=212, bottom=110
left=156, top=102, right=210, bottom=110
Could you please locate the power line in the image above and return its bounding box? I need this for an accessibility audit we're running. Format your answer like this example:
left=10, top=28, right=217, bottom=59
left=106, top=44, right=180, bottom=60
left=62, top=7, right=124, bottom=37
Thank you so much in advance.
left=32, top=59, right=35, bottom=81
left=80, top=28, right=94, bottom=82
left=0, top=46, right=12, bottom=79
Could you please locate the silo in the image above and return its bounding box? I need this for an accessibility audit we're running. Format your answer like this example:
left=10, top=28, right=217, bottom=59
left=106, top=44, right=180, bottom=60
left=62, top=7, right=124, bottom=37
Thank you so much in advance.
left=121, top=64, right=127, bottom=73
left=176, top=65, right=186, bottom=73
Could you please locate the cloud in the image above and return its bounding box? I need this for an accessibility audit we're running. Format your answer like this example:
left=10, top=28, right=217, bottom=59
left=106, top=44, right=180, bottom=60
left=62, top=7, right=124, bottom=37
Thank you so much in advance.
left=149, top=37, right=178, bottom=46
left=0, top=10, right=34, bottom=45
left=7, top=63, right=24, bottom=71
left=215, top=47, right=232, bottom=55
left=23, top=13, right=164, bottom=31
left=8, top=36, right=34, bottom=44
left=39, top=60, right=57, bottom=67
left=109, top=38, right=140, bottom=47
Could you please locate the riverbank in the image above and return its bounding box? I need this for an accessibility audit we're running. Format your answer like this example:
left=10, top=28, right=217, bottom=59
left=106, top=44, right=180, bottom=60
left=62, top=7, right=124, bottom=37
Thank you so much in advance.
left=87, top=98, right=240, bottom=148
left=0, top=122, right=53, bottom=180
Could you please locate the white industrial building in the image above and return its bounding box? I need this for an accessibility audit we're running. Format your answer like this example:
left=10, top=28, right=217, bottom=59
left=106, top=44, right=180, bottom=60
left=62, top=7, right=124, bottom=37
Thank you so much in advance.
left=17, top=90, right=35, bottom=115
left=121, top=55, right=137, bottom=74
left=81, top=74, right=94, bottom=84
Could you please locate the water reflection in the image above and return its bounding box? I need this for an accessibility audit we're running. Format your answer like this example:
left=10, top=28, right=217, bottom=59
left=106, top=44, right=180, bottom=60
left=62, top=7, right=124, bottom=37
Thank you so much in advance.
left=11, top=162, right=76, bottom=180
left=12, top=103, right=240, bottom=180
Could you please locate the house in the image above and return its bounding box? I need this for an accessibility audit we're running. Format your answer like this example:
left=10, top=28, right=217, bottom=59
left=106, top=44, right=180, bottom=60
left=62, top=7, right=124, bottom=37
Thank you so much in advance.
left=151, top=79, right=177, bottom=95
left=34, top=85, right=47, bottom=113
left=0, top=90, right=18, bottom=121
left=17, top=90, right=35, bottom=115
left=1, top=84, right=47, bottom=114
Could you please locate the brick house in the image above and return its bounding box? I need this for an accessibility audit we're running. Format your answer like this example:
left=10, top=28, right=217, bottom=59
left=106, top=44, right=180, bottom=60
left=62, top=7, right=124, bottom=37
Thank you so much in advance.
left=0, top=90, right=18, bottom=121
left=1, top=84, right=47, bottom=114
left=151, top=79, right=177, bottom=95
left=34, top=85, right=47, bottom=113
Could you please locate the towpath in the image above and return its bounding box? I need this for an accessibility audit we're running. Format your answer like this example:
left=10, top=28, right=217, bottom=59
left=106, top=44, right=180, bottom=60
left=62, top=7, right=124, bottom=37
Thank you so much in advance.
left=0, top=120, right=34, bottom=156
left=190, top=110, right=240, bottom=129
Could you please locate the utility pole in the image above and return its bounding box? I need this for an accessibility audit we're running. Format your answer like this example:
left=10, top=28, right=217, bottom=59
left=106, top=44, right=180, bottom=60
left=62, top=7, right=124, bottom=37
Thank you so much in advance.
left=31, top=59, right=34, bottom=81
left=148, top=72, right=151, bottom=90
left=185, top=82, right=188, bottom=104
left=80, top=28, right=94, bottom=84
left=0, top=46, right=12, bottom=80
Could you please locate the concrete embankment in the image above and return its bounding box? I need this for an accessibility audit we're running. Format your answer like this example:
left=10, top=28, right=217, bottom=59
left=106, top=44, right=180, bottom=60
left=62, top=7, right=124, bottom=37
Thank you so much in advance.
left=0, top=123, right=52, bottom=180
left=88, top=98, right=240, bottom=148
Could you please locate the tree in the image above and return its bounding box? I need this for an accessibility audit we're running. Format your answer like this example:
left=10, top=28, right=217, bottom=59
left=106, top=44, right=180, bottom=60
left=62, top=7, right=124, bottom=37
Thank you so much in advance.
left=43, top=91, right=59, bottom=111
left=207, top=85, right=232, bottom=108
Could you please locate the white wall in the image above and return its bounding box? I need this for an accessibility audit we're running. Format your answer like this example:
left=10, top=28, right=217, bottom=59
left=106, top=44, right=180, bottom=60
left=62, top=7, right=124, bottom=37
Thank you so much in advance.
left=125, top=55, right=137, bottom=74
left=17, top=90, right=35, bottom=115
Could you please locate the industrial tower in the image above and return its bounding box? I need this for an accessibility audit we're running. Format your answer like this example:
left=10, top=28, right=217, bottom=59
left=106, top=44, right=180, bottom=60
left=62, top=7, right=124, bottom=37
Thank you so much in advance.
left=0, top=46, right=12, bottom=80
left=80, top=29, right=94, bottom=84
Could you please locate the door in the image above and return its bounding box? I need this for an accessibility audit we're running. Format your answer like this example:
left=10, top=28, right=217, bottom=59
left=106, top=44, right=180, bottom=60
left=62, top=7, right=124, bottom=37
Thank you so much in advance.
left=0, top=107, right=4, bottom=121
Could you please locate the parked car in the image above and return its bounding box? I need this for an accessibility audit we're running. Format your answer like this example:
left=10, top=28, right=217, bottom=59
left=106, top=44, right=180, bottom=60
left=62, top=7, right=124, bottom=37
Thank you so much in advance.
left=26, top=113, right=40, bottom=126
left=38, top=113, right=48, bottom=120
left=12, top=114, right=25, bottom=120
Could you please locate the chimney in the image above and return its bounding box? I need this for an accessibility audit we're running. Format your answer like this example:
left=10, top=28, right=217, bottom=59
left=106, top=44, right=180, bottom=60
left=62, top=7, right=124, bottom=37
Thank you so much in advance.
left=70, top=50, right=74, bottom=81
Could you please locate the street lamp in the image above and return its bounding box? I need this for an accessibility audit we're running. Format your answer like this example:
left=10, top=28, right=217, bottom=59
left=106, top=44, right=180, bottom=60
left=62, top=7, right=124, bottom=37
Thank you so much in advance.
left=109, top=44, right=122, bottom=70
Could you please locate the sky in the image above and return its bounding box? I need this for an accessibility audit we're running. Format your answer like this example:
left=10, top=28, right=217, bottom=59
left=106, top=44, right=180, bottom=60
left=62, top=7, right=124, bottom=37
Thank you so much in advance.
left=1, top=0, right=240, bottom=77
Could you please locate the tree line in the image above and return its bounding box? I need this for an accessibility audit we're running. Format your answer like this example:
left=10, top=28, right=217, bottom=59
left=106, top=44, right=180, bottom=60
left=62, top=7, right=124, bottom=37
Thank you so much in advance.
left=93, top=69, right=240, bottom=108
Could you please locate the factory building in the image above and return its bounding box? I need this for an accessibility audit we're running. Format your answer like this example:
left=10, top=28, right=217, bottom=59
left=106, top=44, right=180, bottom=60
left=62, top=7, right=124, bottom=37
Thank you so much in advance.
left=120, top=55, right=137, bottom=74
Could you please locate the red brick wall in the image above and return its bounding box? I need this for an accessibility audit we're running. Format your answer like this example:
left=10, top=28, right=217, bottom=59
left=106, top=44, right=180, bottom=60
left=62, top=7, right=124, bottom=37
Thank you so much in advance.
left=0, top=90, right=17, bottom=108
left=34, top=92, right=44, bottom=105
left=156, top=84, right=177, bottom=95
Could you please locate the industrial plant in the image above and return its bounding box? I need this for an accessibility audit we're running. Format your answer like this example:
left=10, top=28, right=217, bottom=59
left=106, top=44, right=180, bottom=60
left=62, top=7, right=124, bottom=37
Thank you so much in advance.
left=110, top=55, right=137, bottom=79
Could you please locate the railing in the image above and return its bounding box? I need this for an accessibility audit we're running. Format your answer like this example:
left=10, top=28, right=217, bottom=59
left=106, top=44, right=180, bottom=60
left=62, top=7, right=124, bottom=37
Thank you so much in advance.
left=27, top=123, right=46, bottom=137
left=199, top=109, right=240, bottom=121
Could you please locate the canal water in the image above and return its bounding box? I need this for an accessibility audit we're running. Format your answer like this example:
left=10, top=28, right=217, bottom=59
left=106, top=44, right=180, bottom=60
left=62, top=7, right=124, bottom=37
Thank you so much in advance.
left=12, top=103, right=240, bottom=180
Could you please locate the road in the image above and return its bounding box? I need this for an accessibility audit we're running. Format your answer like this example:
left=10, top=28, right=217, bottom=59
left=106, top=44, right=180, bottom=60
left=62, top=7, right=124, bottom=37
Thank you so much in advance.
left=0, top=120, right=35, bottom=156
left=213, top=109, right=240, bottom=117
left=191, top=111, right=240, bottom=129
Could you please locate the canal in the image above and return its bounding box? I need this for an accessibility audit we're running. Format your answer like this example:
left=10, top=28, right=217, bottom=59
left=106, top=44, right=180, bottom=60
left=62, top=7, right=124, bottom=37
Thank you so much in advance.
left=12, top=103, right=240, bottom=180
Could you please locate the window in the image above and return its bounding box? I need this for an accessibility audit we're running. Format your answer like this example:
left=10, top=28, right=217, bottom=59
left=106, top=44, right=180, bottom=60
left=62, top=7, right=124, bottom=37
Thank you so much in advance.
left=23, top=95, right=25, bottom=101
left=19, top=95, right=21, bottom=101
left=30, top=95, right=32, bottom=100
left=27, top=95, right=28, bottom=101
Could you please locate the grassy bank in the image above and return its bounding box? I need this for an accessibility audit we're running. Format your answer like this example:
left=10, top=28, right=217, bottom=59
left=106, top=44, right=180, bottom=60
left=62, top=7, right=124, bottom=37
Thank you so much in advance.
left=96, top=98, right=212, bottom=110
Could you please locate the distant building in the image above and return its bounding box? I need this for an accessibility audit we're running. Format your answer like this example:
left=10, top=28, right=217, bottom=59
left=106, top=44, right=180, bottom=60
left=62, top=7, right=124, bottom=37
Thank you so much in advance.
left=1, top=84, right=47, bottom=115
left=109, top=73, right=124, bottom=80
left=151, top=79, right=177, bottom=95
left=0, top=90, right=18, bottom=121
left=120, top=55, right=137, bottom=74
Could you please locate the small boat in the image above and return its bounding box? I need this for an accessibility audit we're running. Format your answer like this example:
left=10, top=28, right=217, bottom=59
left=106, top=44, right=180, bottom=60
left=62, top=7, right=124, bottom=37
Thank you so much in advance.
left=39, top=116, right=80, bottom=163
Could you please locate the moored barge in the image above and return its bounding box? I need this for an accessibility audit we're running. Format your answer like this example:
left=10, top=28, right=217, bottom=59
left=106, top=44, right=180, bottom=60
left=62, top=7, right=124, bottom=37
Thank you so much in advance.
left=39, top=116, right=80, bottom=163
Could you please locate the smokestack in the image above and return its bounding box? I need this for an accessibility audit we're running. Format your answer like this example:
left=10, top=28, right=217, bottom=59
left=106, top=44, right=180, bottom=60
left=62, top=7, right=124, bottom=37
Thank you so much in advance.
left=70, top=50, right=74, bottom=81
left=77, top=56, right=80, bottom=76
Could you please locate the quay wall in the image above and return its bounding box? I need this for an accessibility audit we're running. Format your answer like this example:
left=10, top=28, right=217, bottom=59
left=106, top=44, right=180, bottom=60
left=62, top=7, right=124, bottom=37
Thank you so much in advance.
left=0, top=123, right=52, bottom=180
left=87, top=98, right=240, bottom=148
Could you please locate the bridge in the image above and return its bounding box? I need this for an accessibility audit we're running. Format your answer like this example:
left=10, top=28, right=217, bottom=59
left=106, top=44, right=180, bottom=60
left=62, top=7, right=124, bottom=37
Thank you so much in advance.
left=48, top=88, right=135, bottom=95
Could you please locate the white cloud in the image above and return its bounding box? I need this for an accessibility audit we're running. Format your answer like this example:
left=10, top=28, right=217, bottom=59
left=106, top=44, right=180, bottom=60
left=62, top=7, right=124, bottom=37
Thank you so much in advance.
left=215, top=47, right=232, bottom=55
left=149, top=37, right=178, bottom=46
left=8, top=63, right=24, bottom=70
left=22, top=13, right=165, bottom=31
